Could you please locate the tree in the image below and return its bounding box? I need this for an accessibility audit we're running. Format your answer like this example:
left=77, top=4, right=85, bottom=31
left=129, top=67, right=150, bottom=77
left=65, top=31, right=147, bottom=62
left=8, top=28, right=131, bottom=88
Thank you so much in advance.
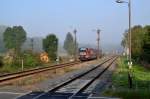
left=121, top=25, right=145, bottom=61
left=121, top=32, right=128, bottom=48
left=131, top=25, right=144, bottom=60
left=142, top=25, right=150, bottom=62
left=63, top=32, right=75, bottom=56
left=0, top=25, right=7, bottom=53
left=43, top=34, right=58, bottom=61
left=3, top=26, right=27, bottom=55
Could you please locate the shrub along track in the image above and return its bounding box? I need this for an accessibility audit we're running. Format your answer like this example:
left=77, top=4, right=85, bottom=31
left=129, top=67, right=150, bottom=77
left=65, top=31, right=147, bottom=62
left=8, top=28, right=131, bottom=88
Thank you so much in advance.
left=0, top=61, right=81, bottom=85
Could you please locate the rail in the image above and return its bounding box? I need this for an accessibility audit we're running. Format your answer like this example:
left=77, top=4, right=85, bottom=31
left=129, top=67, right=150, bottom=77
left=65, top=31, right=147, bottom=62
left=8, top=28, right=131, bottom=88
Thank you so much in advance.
left=0, top=61, right=81, bottom=84
left=32, top=56, right=117, bottom=99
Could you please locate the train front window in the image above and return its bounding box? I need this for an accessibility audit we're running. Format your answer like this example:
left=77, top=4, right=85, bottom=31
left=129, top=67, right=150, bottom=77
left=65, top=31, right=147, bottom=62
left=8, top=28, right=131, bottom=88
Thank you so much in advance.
left=79, top=50, right=86, bottom=55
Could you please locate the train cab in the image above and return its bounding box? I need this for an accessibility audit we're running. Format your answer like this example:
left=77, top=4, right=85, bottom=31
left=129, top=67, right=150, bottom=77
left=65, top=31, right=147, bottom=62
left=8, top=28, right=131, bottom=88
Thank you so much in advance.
left=79, top=47, right=97, bottom=61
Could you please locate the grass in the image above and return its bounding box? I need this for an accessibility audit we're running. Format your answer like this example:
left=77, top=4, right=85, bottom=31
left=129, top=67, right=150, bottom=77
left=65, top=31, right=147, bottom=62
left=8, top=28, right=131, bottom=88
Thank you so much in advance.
left=132, top=64, right=150, bottom=89
left=103, top=89, right=150, bottom=99
left=112, top=57, right=150, bottom=89
left=0, top=65, right=21, bottom=73
left=0, top=62, right=57, bottom=74
left=103, top=56, right=150, bottom=99
left=112, top=57, right=129, bottom=88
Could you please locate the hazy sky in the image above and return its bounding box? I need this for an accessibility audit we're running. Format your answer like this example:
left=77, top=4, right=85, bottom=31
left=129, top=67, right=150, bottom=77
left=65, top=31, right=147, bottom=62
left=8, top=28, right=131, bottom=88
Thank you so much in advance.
left=0, top=0, right=149, bottom=47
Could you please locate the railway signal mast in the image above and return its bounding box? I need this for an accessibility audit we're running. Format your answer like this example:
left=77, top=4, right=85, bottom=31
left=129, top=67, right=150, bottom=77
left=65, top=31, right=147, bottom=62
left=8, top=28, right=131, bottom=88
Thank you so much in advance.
left=97, top=29, right=100, bottom=59
left=73, top=29, right=77, bottom=61
left=31, top=38, right=34, bottom=51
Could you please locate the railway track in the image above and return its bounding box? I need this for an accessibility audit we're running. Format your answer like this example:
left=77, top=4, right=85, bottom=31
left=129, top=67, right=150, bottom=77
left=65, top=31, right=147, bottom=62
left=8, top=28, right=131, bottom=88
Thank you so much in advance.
left=18, top=56, right=117, bottom=99
left=0, top=61, right=81, bottom=85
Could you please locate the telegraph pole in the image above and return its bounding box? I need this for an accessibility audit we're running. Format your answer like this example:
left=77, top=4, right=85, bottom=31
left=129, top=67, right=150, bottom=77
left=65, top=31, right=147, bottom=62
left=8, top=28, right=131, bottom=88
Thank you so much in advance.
left=97, top=29, right=100, bottom=59
left=73, top=29, right=77, bottom=61
left=116, top=0, right=132, bottom=88
left=128, top=0, right=132, bottom=69
left=31, top=38, right=34, bottom=51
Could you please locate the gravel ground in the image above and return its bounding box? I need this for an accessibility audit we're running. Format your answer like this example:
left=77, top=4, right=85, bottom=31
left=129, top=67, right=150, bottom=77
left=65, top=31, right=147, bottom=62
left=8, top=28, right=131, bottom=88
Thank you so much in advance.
left=89, top=61, right=117, bottom=97
left=0, top=57, right=109, bottom=93
left=34, top=57, right=111, bottom=92
left=0, top=56, right=116, bottom=99
left=53, top=60, right=112, bottom=94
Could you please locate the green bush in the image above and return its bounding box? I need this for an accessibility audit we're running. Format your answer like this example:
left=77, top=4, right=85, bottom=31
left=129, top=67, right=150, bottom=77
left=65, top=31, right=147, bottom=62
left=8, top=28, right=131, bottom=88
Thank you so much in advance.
left=23, top=51, right=41, bottom=68
left=0, top=51, right=42, bottom=73
left=103, top=89, right=150, bottom=99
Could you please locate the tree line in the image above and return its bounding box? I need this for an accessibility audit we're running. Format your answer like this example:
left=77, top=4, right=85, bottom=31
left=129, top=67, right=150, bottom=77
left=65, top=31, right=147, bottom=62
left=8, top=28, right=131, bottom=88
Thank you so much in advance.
left=122, top=25, right=150, bottom=63
left=0, top=25, right=76, bottom=68
left=2, top=26, right=59, bottom=65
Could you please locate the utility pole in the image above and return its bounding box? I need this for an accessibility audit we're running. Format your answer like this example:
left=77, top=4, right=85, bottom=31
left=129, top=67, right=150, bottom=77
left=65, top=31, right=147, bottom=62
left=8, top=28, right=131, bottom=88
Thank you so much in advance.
left=31, top=38, right=34, bottom=51
left=128, top=0, right=132, bottom=89
left=97, top=29, right=100, bottom=59
left=128, top=0, right=132, bottom=69
left=116, top=0, right=132, bottom=88
left=73, top=29, right=77, bottom=61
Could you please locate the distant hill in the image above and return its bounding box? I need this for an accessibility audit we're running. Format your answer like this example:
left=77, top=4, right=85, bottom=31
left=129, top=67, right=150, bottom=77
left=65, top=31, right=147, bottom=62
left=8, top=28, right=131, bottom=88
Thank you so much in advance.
left=0, top=25, right=7, bottom=53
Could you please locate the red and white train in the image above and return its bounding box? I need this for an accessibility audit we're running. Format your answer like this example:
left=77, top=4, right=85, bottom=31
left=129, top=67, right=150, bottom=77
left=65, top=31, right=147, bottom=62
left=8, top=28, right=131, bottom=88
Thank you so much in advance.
left=78, top=47, right=98, bottom=61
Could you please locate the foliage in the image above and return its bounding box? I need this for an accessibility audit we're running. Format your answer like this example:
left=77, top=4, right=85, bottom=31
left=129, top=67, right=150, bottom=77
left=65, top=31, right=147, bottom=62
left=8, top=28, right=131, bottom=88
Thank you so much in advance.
left=22, top=51, right=41, bottom=68
left=131, top=26, right=144, bottom=60
left=3, top=26, right=27, bottom=54
left=103, top=89, right=150, bottom=99
left=0, top=64, right=19, bottom=73
left=142, top=25, right=150, bottom=62
left=121, top=30, right=128, bottom=48
left=0, top=51, right=41, bottom=73
left=112, top=57, right=129, bottom=88
left=122, top=25, right=150, bottom=62
left=103, top=57, right=150, bottom=99
left=112, top=57, right=150, bottom=89
left=3, top=49, right=16, bottom=66
left=43, top=34, right=58, bottom=61
left=63, top=32, right=75, bottom=56
left=0, top=25, right=7, bottom=53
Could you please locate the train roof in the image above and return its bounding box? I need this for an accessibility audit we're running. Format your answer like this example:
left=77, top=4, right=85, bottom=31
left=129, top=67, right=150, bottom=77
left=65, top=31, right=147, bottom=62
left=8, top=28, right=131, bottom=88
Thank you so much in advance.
left=79, top=47, right=96, bottom=50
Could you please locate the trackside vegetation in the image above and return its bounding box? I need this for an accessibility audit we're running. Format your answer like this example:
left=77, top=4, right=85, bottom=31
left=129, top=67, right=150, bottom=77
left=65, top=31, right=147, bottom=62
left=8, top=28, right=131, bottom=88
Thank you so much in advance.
left=122, top=25, right=150, bottom=64
left=43, top=34, right=58, bottom=61
left=63, top=32, right=77, bottom=56
left=103, top=57, right=150, bottom=99
left=0, top=26, right=61, bottom=74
